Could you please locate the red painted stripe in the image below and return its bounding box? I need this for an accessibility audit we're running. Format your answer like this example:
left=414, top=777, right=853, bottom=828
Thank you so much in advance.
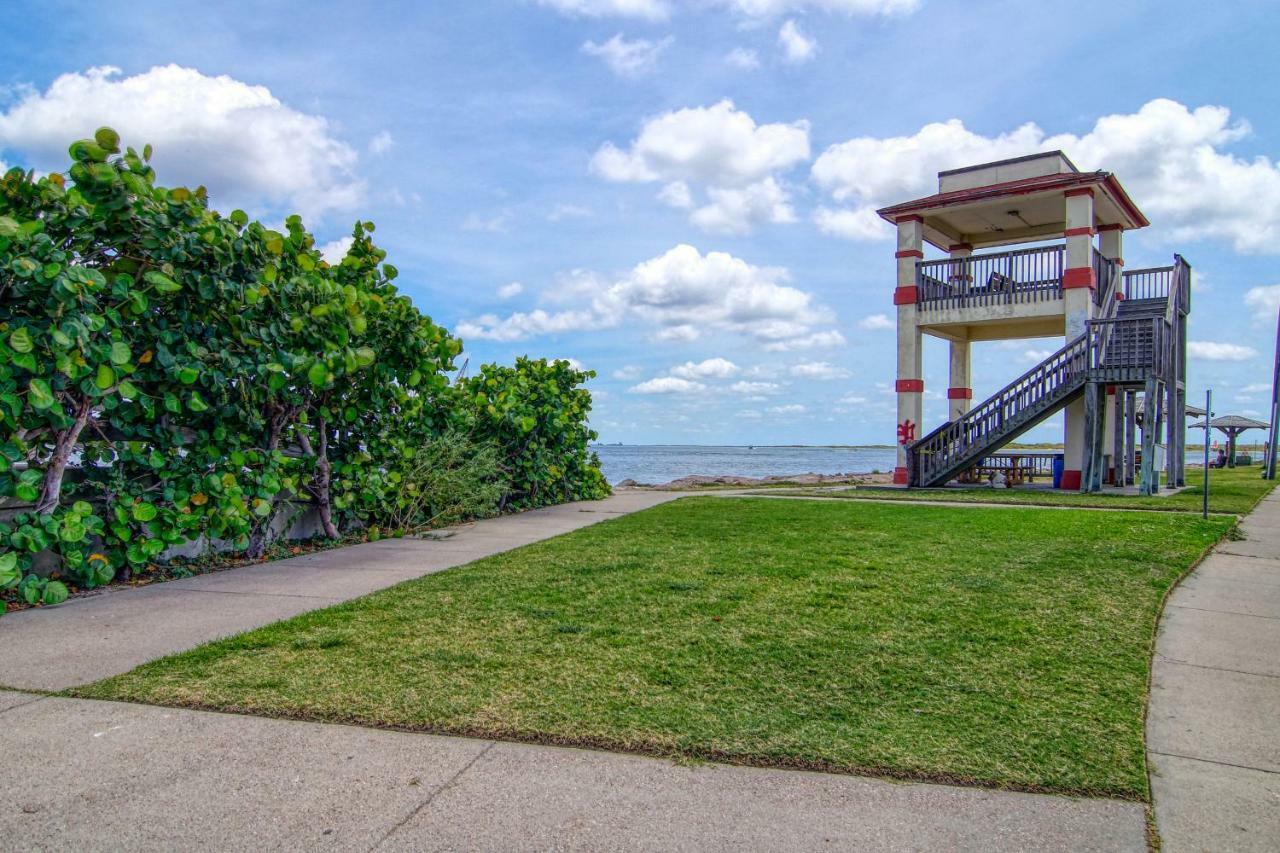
left=893, top=286, right=918, bottom=305
left=1064, top=226, right=1096, bottom=237
left=1097, top=223, right=1125, bottom=232
left=947, top=387, right=972, bottom=400
left=893, top=467, right=909, bottom=485
left=1062, top=267, right=1096, bottom=289
left=896, top=379, right=924, bottom=393
left=895, top=214, right=924, bottom=224
left=1064, top=187, right=1095, bottom=198
left=1106, top=385, right=1117, bottom=395
left=948, top=242, right=972, bottom=253
left=895, top=249, right=923, bottom=259
left=1059, top=470, right=1082, bottom=490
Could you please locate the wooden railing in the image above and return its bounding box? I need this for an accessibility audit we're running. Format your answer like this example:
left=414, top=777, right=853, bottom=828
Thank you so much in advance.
left=1122, top=265, right=1173, bottom=301
left=916, top=245, right=1063, bottom=310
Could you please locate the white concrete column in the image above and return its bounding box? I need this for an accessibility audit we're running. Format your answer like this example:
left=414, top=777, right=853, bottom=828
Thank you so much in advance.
left=894, top=216, right=924, bottom=485
left=1060, top=190, right=1095, bottom=489
left=946, top=243, right=973, bottom=421
left=1099, top=225, right=1124, bottom=479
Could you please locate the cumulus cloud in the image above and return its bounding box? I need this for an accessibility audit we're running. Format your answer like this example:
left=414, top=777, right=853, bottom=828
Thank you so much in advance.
left=670, top=357, right=739, bottom=379
left=725, top=48, right=761, bottom=70
left=318, top=235, right=353, bottom=264
left=762, top=329, right=846, bottom=352
left=1244, top=284, right=1280, bottom=315
left=778, top=20, right=818, bottom=63
left=497, top=281, right=525, bottom=300
left=592, top=100, right=810, bottom=234
left=536, top=0, right=670, bottom=20
left=811, top=98, right=1280, bottom=253
left=0, top=65, right=363, bottom=222
left=858, top=313, right=893, bottom=330
left=630, top=376, right=706, bottom=394
left=1188, top=341, right=1258, bottom=361
left=790, top=361, right=850, bottom=379
left=730, top=380, right=782, bottom=395
left=768, top=403, right=807, bottom=415
left=612, top=365, right=646, bottom=380
left=459, top=243, right=840, bottom=348
left=582, top=33, right=673, bottom=77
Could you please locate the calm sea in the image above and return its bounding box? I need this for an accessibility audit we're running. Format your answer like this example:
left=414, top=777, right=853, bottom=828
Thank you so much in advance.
left=591, top=444, right=898, bottom=485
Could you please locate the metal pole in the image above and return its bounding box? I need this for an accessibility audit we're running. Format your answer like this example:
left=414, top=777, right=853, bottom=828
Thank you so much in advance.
left=1203, top=389, right=1212, bottom=519
left=1267, top=308, right=1280, bottom=479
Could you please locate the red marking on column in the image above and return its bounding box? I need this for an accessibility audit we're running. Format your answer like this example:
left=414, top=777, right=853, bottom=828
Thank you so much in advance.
left=1064, top=188, right=1095, bottom=198
left=1097, top=223, right=1124, bottom=232
left=947, top=387, right=972, bottom=399
left=896, top=214, right=924, bottom=224
left=1063, top=267, right=1096, bottom=289
left=893, top=467, right=909, bottom=485
left=1059, top=470, right=1082, bottom=490
left=896, top=420, right=917, bottom=445
left=895, top=249, right=923, bottom=259
left=948, top=242, right=972, bottom=253
left=895, top=379, right=924, bottom=393
left=1065, top=226, right=1096, bottom=237
left=893, top=286, right=918, bottom=305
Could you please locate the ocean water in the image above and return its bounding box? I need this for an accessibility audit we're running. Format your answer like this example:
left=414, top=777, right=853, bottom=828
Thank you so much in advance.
left=591, top=444, right=898, bottom=485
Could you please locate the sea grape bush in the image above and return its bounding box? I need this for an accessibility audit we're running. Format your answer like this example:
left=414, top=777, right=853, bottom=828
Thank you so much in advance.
left=0, top=128, right=607, bottom=611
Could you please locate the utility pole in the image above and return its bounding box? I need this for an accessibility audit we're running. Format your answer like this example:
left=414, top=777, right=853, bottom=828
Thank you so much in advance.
left=1267, top=308, right=1280, bottom=479
left=1204, top=389, right=1212, bottom=519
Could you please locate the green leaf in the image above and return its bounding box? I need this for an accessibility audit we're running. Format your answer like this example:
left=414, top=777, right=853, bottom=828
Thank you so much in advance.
left=188, top=391, right=209, bottom=412
left=0, top=552, right=19, bottom=588
left=519, top=416, right=537, bottom=434
left=354, top=346, right=376, bottom=367
left=14, top=482, right=38, bottom=503
left=0, top=215, right=19, bottom=238
left=27, top=378, right=54, bottom=410
left=132, top=502, right=158, bottom=522
left=8, top=327, right=33, bottom=354
left=109, top=341, right=131, bottom=365
left=117, top=380, right=140, bottom=400
left=144, top=270, right=182, bottom=293
left=96, top=363, right=116, bottom=390
left=307, top=361, right=329, bottom=388
left=163, top=392, right=181, bottom=413
left=94, top=126, right=120, bottom=152
left=230, top=209, right=248, bottom=227
left=42, top=580, right=69, bottom=606
left=177, top=367, right=199, bottom=385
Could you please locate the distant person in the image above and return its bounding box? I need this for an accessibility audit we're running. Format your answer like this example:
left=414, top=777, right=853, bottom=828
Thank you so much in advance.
left=1214, top=448, right=1227, bottom=468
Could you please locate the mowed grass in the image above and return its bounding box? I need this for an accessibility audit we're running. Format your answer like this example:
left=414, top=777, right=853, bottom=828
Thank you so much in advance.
left=768, top=466, right=1276, bottom=516
left=77, top=498, right=1232, bottom=799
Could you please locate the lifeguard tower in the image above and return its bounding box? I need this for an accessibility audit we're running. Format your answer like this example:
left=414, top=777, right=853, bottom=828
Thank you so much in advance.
left=876, top=152, right=1190, bottom=492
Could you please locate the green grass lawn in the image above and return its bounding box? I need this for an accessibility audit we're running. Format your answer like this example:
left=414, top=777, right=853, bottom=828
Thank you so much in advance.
left=766, top=466, right=1276, bottom=516
left=77, top=498, right=1232, bottom=799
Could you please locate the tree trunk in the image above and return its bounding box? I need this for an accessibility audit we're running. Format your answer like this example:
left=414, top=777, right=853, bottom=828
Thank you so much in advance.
left=34, top=398, right=92, bottom=515
left=313, top=417, right=339, bottom=539
left=246, top=418, right=286, bottom=560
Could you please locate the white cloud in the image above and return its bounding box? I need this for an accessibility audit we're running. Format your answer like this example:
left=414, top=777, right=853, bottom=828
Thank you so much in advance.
left=459, top=243, right=839, bottom=349
left=591, top=100, right=809, bottom=234
left=778, top=20, right=818, bottom=63
left=497, top=281, right=525, bottom=300
left=768, top=403, right=807, bottom=415
left=1241, top=383, right=1272, bottom=394
left=582, top=34, right=673, bottom=77
left=1188, top=341, right=1258, bottom=361
left=1022, top=348, right=1055, bottom=363
left=762, top=329, right=846, bottom=351
left=811, top=98, right=1280, bottom=253
left=0, top=65, right=362, bottom=222
left=657, top=180, right=694, bottom=209
left=555, top=357, right=587, bottom=371
left=1245, top=284, right=1280, bottom=315
left=812, top=206, right=890, bottom=240
left=629, top=376, right=706, bottom=394
left=670, top=357, right=739, bottom=379
left=368, top=130, right=394, bottom=156
left=548, top=203, right=593, bottom=221
left=790, top=361, right=850, bottom=379
left=612, top=365, right=645, bottom=380
left=729, top=380, right=782, bottom=395
left=858, top=313, right=893, bottom=330
left=536, top=0, right=670, bottom=19
left=725, top=48, right=761, bottom=70
left=461, top=210, right=511, bottom=232
left=690, top=177, right=797, bottom=234
left=318, top=235, right=353, bottom=264
left=718, top=0, right=919, bottom=16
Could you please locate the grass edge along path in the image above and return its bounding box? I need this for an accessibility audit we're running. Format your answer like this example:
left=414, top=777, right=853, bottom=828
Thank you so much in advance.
left=74, top=498, right=1234, bottom=801
left=757, top=467, right=1276, bottom=517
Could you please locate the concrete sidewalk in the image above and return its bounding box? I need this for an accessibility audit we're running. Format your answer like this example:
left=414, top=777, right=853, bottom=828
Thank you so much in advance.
left=1147, top=489, right=1280, bottom=851
left=0, top=490, right=681, bottom=691
left=0, top=690, right=1146, bottom=852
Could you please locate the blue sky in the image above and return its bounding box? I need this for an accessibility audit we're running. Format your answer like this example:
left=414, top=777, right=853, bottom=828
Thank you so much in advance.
left=3, top=0, right=1278, bottom=445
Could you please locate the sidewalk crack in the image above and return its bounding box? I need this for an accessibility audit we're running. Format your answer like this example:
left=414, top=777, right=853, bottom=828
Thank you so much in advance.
left=1149, top=749, right=1280, bottom=776
left=370, top=741, right=496, bottom=850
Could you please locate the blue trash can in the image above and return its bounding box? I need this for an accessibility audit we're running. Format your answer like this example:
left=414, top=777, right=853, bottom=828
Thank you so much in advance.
left=1051, top=454, right=1065, bottom=489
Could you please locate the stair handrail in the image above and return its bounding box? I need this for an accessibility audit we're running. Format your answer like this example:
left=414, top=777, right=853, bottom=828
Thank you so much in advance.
left=909, top=332, right=1091, bottom=485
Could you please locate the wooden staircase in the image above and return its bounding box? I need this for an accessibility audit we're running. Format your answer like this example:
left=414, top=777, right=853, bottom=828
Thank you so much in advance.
left=907, top=257, right=1189, bottom=488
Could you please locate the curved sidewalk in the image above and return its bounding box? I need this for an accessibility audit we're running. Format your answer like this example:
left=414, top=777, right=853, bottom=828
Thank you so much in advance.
left=1148, top=489, right=1280, bottom=851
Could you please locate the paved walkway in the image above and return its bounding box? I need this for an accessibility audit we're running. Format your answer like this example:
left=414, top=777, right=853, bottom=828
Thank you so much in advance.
left=1147, top=488, right=1280, bottom=851
left=0, top=490, right=682, bottom=691
left=0, top=691, right=1145, bottom=851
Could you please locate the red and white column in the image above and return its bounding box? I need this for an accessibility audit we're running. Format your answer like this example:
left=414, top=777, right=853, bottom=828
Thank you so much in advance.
left=947, top=243, right=972, bottom=421
left=894, top=216, right=924, bottom=485
left=1060, top=188, right=1096, bottom=489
